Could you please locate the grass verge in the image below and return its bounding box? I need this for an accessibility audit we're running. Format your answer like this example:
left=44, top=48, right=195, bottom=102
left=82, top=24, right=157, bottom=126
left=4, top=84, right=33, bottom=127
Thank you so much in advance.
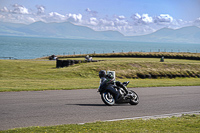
left=0, top=78, right=200, bottom=92
left=0, top=57, right=199, bottom=92
left=1, top=114, right=200, bottom=133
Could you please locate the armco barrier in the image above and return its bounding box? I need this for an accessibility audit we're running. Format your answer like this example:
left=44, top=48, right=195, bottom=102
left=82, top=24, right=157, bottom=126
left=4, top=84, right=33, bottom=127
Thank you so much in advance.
left=57, top=60, right=73, bottom=68
left=56, top=60, right=100, bottom=68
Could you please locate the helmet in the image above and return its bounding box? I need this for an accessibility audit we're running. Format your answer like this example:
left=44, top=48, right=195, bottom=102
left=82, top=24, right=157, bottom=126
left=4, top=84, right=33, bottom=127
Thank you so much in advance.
left=107, top=72, right=114, bottom=79
left=99, top=70, right=106, bottom=78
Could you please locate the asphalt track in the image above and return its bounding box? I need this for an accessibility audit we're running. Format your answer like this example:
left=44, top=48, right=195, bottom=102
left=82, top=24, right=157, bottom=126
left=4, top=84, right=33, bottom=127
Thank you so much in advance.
left=0, top=86, right=200, bottom=130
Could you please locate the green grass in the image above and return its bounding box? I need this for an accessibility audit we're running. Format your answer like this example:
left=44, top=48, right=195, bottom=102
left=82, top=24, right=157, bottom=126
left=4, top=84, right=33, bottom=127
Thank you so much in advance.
left=1, top=78, right=200, bottom=92
left=0, top=57, right=200, bottom=92
left=1, top=114, right=200, bottom=133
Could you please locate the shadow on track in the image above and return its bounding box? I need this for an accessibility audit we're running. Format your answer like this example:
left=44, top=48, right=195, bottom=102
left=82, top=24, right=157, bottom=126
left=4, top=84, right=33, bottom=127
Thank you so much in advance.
left=65, top=103, right=106, bottom=106
left=65, top=103, right=130, bottom=106
left=76, top=104, right=106, bottom=106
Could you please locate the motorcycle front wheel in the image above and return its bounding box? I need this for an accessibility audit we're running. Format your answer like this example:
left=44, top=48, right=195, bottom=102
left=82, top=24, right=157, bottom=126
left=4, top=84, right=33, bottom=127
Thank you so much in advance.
left=129, top=90, right=139, bottom=105
left=101, top=92, right=115, bottom=106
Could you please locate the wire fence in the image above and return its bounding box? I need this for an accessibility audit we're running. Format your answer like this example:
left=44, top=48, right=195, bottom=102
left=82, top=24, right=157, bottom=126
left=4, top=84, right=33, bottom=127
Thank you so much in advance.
left=50, top=49, right=199, bottom=57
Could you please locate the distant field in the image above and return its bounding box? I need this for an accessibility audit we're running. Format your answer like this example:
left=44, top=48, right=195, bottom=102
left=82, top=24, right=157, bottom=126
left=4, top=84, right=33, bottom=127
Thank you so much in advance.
left=0, top=55, right=200, bottom=92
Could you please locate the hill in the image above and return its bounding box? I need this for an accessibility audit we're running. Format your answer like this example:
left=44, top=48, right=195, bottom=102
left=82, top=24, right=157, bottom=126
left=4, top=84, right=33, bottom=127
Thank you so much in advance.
left=0, top=21, right=200, bottom=43
left=0, top=21, right=124, bottom=40
left=126, top=26, right=200, bottom=43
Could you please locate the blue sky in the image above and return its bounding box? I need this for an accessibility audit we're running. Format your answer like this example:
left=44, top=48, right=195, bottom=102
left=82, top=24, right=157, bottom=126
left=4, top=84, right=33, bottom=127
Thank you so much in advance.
left=0, top=0, right=200, bottom=35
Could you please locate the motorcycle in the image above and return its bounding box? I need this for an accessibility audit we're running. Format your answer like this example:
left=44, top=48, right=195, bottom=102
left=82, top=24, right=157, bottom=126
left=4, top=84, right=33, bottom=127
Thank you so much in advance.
left=98, top=79, right=139, bottom=106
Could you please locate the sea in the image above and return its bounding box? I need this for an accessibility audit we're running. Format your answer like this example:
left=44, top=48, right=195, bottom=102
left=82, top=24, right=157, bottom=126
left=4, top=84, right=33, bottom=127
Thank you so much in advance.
left=0, top=36, right=200, bottom=59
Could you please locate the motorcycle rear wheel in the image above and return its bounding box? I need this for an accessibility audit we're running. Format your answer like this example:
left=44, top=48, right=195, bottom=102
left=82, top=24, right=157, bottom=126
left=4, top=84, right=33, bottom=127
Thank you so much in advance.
left=129, top=90, right=139, bottom=105
left=101, top=92, right=115, bottom=106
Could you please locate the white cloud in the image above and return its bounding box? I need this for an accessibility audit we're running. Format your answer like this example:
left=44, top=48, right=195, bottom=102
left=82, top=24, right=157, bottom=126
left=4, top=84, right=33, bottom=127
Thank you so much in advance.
left=36, top=5, right=45, bottom=15
left=88, top=17, right=98, bottom=25
left=49, top=12, right=65, bottom=18
left=1, top=7, right=10, bottom=13
left=0, top=14, right=6, bottom=19
left=99, top=19, right=114, bottom=26
left=85, top=8, right=98, bottom=17
left=47, top=12, right=66, bottom=22
left=85, top=8, right=91, bottom=12
left=141, top=14, right=153, bottom=24
left=117, top=15, right=125, bottom=20
left=195, top=17, right=200, bottom=22
left=194, top=17, right=200, bottom=26
left=66, top=13, right=82, bottom=22
left=131, top=13, right=153, bottom=24
left=26, top=17, right=36, bottom=23
left=12, top=4, right=29, bottom=14
left=0, top=4, right=29, bottom=14
left=131, top=13, right=141, bottom=20
left=155, top=14, right=173, bottom=23
left=114, top=18, right=128, bottom=26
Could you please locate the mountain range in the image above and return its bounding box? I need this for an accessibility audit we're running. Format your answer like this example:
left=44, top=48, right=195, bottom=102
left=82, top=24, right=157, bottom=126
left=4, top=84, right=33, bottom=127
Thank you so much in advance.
left=0, top=21, right=200, bottom=44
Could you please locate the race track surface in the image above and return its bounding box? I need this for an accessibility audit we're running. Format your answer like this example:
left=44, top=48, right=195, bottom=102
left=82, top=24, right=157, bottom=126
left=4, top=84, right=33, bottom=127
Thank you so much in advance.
left=0, top=86, right=200, bottom=130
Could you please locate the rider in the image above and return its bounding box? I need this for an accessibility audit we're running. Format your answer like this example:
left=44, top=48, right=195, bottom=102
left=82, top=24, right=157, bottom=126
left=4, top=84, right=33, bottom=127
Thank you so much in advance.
left=107, top=71, right=129, bottom=95
left=98, top=70, right=128, bottom=101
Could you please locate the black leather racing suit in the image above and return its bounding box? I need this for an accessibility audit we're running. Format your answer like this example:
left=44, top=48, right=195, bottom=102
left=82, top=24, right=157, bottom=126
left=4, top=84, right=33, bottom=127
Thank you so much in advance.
left=99, top=77, right=119, bottom=101
left=99, top=77, right=128, bottom=102
left=115, top=81, right=128, bottom=94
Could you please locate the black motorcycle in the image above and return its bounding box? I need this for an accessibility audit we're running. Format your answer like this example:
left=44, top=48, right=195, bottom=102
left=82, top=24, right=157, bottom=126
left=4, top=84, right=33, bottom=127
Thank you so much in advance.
left=98, top=79, right=139, bottom=106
